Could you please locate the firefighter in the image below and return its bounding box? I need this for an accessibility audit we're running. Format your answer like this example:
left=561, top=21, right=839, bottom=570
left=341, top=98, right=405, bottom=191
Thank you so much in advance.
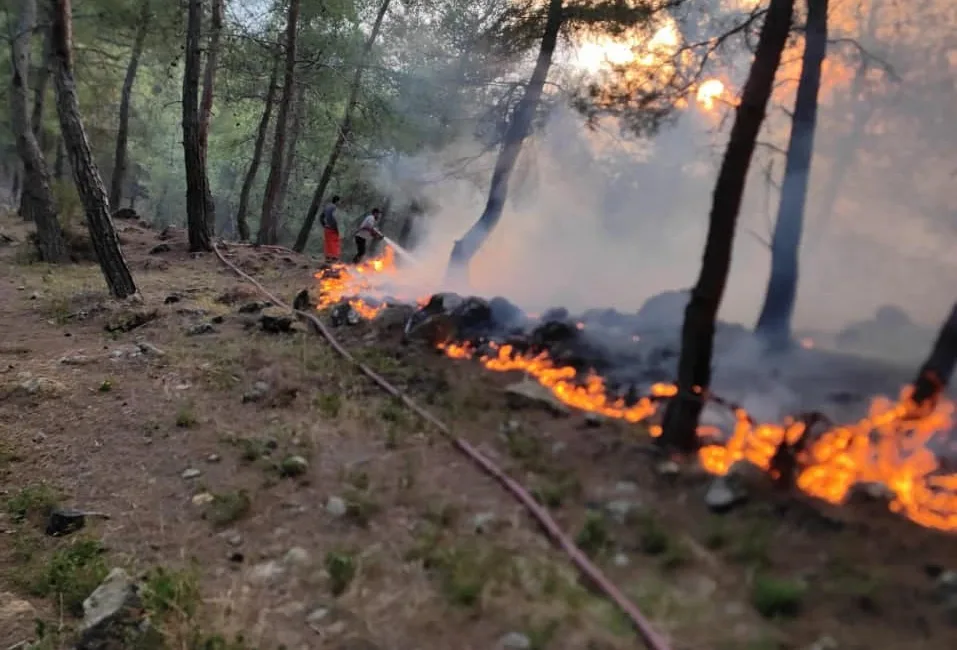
left=352, top=207, right=384, bottom=264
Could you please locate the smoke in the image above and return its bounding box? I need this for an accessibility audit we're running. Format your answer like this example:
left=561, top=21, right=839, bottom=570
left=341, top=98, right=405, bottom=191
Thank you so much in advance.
left=369, top=9, right=957, bottom=370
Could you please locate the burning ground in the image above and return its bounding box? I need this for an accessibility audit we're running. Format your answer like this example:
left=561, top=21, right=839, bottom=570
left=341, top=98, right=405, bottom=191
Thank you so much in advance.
left=316, top=245, right=957, bottom=533
left=2, top=217, right=957, bottom=649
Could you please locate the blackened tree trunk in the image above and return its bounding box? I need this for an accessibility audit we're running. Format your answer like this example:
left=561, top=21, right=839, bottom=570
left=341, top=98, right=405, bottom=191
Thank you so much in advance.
left=292, top=0, right=391, bottom=252
left=50, top=0, right=137, bottom=297
left=910, top=303, right=957, bottom=408
left=445, top=0, right=563, bottom=278
left=109, top=0, right=151, bottom=210
left=235, top=52, right=279, bottom=240
left=182, top=0, right=211, bottom=252
left=257, top=0, right=300, bottom=245
left=10, top=0, right=66, bottom=261
left=754, top=0, right=828, bottom=347
left=275, top=80, right=306, bottom=226
left=53, top=135, right=66, bottom=179
left=199, top=0, right=223, bottom=232
left=659, top=0, right=795, bottom=453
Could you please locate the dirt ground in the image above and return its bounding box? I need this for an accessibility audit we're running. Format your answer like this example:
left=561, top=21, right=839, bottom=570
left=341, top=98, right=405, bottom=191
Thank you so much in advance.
left=1, top=213, right=955, bottom=650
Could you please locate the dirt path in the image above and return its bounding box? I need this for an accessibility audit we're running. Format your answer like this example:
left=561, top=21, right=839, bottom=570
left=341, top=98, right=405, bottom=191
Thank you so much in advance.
left=1, top=215, right=955, bottom=650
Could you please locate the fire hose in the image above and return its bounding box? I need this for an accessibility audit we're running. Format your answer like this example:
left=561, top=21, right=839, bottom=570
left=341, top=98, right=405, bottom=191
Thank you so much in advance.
left=211, top=241, right=672, bottom=650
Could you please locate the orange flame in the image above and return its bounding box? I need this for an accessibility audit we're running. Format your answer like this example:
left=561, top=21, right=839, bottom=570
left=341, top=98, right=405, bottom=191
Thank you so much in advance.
left=317, top=248, right=957, bottom=531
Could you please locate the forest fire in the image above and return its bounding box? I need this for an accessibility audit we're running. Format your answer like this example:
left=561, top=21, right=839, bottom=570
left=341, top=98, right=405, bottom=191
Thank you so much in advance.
left=315, top=247, right=957, bottom=532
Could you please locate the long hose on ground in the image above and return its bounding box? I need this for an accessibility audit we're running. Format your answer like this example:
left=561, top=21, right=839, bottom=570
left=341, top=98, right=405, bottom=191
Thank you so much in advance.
left=211, top=242, right=672, bottom=650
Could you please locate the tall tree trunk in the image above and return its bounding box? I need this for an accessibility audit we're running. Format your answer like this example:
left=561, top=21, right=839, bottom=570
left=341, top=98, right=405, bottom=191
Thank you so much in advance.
left=754, top=0, right=828, bottom=347
left=275, top=81, right=306, bottom=228
left=53, top=135, right=66, bottom=179
left=257, top=0, right=300, bottom=246
left=911, top=302, right=957, bottom=408
left=659, top=0, right=795, bottom=453
left=182, top=0, right=211, bottom=252
left=10, top=0, right=67, bottom=261
left=109, top=0, right=150, bottom=210
left=444, top=0, right=563, bottom=278
left=17, top=3, right=50, bottom=221
left=292, top=0, right=391, bottom=252
left=235, top=53, right=279, bottom=241
left=50, top=0, right=137, bottom=297
left=199, top=0, right=223, bottom=232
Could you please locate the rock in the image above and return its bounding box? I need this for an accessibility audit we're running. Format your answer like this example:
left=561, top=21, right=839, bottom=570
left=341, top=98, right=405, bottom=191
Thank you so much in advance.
left=551, top=441, right=567, bottom=455
left=113, top=207, right=139, bottom=220
left=182, top=468, right=202, bottom=480
left=136, top=341, right=166, bottom=357
left=192, top=493, right=215, bottom=506
left=656, top=460, right=680, bottom=477
left=279, top=455, right=309, bottom=478
left=260, top=314, right=295, bottom=334
left=306, top=607, right=330, bottom=626
left=284, top=547, right=311, bottom=567
left=499, top=419, right=521, bottom=435
left=584, top=412, right=605, bottom=428
left=225, top=532, right=243, bottom=547
left=104, top=309, right=159, bottom=333
left=471, top=512, right=496, bottom=534
left=238, top=301, right=268, bottom=314
left=206, top=453, right=221, bottom=463
left=186, top=322, right=215, bottom=336
left=326, top=496, right=348, bottom=518
left=705, top=476, right=745, bottom=513
left=164, top=294, right=182, bottom=304
left=148, top=243, right=171, bottom=255
left=16, top=374, right=65, bottom=397
left=76, top=568, right=141, bottom=647
left=247, top=560, right=285, bottom=586
left=848, top=481, right=895, bottom=502
left=805, top=636, right=839, bottom=650
left=612, top=553, right=630, bottom=567
left=604, top=499, right=638, bottom=524
left=614, top=481, right=638, bottom=495
left=45, top=507, right=88, bottom=536
left=499, top=632, right=531, bottom=650
left=504, top=379, right=570, bottom=416
left=935, top=570, right=957, bottom=598
left=242, top=381, right=271, bottom=403
left=60, top=354, right=94, bottom=366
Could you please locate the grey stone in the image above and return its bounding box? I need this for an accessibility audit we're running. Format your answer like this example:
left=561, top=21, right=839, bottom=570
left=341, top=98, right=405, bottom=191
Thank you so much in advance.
left=186, top=322, right=215, bottom=336
left=805, top=636, right=838, bottom=650
left=79, top=568, right=138, bottom=633
left=306, top=607, right=330, bottom=626
left=614, top=481, right=638, bottom=495
left=471, top=512, right=496, bottom=534
left=247, top=560, right=285, bottom=586
left=225, top=532, right=243, bottom=547
left=656, top=460, right=681, bottom=476
left=181, top=468, right=202, bottom=480
left=705, top=476, right=745, bottom=513
left=206, top=453, right=221, bottom=463
left=60, top=354, right=94, bottom=366
left=326, top=496, right=347, bottom=518
left=284, top=547, right=311, bottom=567
left=612, top=553, right=630, bottom=567
left=136, top=341, right=166, bottom=357
left=499, top=632, right=531, bottom=649
left=604, top=499, right=638, bottom=524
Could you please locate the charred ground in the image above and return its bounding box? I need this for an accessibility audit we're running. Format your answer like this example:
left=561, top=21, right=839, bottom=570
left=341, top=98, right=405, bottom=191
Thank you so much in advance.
left=0, top=213, right=955, bottom=650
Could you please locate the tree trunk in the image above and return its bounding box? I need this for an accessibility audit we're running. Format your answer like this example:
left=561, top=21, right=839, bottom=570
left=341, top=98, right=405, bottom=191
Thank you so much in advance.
left=50, top=0, right=137, bottom=297
left=754, top=0, right=828, bottom=347
left=444, top=0, right=563, bottom=279
left=182, top=0, right=211, bottom=252
left=275, top=80, right=306, bottom=229
left=235, top=53, right=279, bottom=241
left=257, top=0, right=301, bottom=246
left=659, top=0, right=795, bottom=453
left=109, top=0, right=150, bottom=211
left=17, top=3, right=50, bottom=222
left=53, top=135, right=66, bottom=179
left=199, top=0, right=223, bottom=232
left=10, top=0, right=67, bottom=261
left=910, top=303, right=957, bottom=408
left=292, top=0, right=391, bottom=252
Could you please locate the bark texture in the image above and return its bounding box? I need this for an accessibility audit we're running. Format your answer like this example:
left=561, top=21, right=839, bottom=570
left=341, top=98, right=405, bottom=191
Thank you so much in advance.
left=199, top=0, right=223, bottom=231
left=445, top=0, right=563, bottom=279
left=10, top=0, right=67, bottom=261
left=659, top=0, right=795, bottom=453
left=109, top=0, right=151, bottom=210
left=51, top=0, right=138, bottom=297
left=293, top=0, right=391, bottom=252
left=911, top=303, right=957, bottom=407
left=182, top=0, right=211, bottom=251
left=275, top=81, right=306, bottom=230
left=755, top=0, right=828, bottom=347
left=257, top=0, right=300, bottom=245
left=235, top=53, right=279, bottom=241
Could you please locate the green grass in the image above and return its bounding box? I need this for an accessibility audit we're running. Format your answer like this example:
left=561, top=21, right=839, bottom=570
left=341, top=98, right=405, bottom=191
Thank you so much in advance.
left=751, top=575, right=806, bottom=619
left=325, top=550, right=357, bottom=597
left=204, top=490, right=251, bottom=527
left=17, top=538, right=108, bottom=616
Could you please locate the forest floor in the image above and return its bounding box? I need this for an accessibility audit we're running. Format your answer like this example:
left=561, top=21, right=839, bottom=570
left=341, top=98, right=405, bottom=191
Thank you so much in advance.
left=0, top=212, right=955, bottom=650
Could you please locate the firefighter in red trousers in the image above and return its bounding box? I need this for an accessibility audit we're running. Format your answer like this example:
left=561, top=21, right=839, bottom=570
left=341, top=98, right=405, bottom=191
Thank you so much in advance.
left=320, top=195, right=342, bottom=262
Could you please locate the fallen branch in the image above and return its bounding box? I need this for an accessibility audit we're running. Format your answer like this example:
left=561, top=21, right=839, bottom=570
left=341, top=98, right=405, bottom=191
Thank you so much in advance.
left=210, top=242, right=672, bottom=650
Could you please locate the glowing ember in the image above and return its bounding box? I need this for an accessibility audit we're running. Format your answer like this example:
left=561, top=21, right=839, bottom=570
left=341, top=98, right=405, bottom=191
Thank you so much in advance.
left=317, top=247, right=957, bottom=532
